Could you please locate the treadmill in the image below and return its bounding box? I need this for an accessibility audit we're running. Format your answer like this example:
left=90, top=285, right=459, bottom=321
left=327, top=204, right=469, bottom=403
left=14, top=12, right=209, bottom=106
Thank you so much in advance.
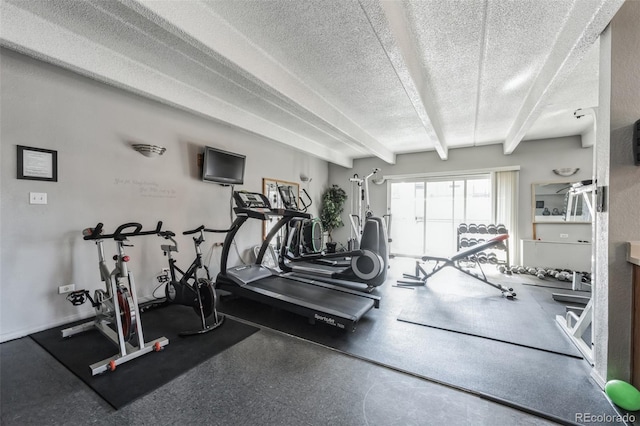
left=215, top=191, right=379, bottom=331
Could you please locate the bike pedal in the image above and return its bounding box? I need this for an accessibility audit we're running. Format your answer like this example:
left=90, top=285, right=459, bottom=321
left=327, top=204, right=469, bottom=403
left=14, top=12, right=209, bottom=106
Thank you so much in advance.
left=66, top=290, right=89, bottom=306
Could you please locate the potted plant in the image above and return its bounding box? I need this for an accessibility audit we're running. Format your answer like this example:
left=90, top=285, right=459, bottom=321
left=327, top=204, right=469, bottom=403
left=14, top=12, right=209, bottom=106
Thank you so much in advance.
left=320, top=185, right=347, bottom=253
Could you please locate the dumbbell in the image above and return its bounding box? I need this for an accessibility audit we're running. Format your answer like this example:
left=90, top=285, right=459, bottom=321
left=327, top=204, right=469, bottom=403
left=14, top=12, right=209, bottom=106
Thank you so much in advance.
left=487, top=253, right=498, bottom=264
left=496, top=224, right=507, bottom=234
left=468, top=223, right=478, bottom=233
left=477, top=224, right=488, bottom=234
left=498, top=265, right=507, bottom=274
left=459, top=238, right=469, bottom=247
left=468, top=238, right=478, bottom=246
left=557, top=272, right=572, bottom=281
left=487, top=224, right=497, bottom=234
left=458, top=223, right=468, bottom=233
left=477, top=252, right=488, bottom=264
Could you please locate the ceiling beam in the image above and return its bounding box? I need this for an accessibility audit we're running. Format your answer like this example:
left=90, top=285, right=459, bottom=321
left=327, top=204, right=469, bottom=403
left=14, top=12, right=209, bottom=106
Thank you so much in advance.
left=124, top=0, right=396, bottom=165
left=0, top=2, right=354, bottom=168
left=503, top=0, right=625, bottom=155
left=359, top=0, right=448, bottom=160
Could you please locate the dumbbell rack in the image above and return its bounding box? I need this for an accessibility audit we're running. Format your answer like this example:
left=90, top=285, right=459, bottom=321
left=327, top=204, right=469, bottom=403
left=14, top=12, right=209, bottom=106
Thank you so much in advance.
left=457, top=223, right=510, bottom=266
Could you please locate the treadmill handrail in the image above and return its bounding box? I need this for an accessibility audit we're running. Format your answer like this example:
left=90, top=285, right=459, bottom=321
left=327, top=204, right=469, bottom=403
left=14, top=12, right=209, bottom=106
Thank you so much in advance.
left=233, top=206, right=311, bottom=220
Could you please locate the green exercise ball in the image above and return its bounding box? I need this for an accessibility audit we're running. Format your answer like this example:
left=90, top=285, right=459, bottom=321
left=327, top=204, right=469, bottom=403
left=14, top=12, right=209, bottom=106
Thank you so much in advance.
left=605, top=380, right=640, bottom=411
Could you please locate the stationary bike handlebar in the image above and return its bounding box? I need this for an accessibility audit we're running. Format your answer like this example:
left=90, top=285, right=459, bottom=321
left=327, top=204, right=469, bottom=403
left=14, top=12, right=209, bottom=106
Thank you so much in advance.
left=158, top=230, right=176, bottom=238
left=83, top=221, right=163, bottom=241
left=183, top=225, right=205, bottom=235
left=203, top=226, right=235, bottom=233
left=183, top=225, right=234, bottom=235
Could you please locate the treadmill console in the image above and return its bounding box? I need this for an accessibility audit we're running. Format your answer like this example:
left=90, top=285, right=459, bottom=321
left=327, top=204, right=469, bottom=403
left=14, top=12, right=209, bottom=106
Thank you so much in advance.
left=234, top=191, right=271, bottom=210
left=233, top=191, right=311, bottom=219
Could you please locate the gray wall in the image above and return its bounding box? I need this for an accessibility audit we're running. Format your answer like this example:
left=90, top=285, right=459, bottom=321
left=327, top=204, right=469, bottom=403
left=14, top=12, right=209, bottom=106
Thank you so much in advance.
left=329, top=137, right=594, bottom=259
left=0, top=49, right=328, bottom=341
left=593, top=0, right=640, bottom=384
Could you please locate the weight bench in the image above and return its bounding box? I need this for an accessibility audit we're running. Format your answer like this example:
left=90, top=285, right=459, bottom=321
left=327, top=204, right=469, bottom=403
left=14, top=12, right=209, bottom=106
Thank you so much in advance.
left=397, top=234, right=516, bottom=299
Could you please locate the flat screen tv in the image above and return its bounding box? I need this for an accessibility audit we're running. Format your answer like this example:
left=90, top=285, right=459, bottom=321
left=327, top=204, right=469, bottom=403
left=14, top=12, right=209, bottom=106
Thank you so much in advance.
left=202, top=146, right=245, bottom=185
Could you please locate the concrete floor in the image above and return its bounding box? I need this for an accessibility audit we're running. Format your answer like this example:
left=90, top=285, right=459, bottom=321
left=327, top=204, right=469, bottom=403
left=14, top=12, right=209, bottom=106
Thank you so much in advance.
left=1, top=324, right=558, bottom=426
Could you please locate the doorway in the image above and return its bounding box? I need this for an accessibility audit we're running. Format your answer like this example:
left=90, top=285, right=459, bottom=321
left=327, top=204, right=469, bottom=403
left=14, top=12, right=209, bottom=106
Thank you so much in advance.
left=389, top=175, right=492, bottom=257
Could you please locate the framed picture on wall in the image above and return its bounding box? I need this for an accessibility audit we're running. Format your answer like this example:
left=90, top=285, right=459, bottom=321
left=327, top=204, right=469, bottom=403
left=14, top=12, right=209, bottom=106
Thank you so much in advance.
left=17, top=145, right=58, bottom=182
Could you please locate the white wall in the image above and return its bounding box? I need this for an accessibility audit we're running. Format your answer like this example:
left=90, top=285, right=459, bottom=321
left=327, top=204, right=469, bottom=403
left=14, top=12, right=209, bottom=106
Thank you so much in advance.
left=0, top=49, right=329, bottom=341
left=329, top=137, right=594, bottom=260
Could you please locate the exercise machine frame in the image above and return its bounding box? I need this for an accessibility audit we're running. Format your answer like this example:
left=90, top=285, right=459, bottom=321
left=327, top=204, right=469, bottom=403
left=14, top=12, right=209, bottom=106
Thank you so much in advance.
left=157, top=225, right=224, bottom=336
left=216, top=191, right=380, bottom=331
left=397, top=234, right=516, bottom=299
left=348, top=168, right=380, bottom=249
left=277, top=215, right=388, bottom=292
left=62, top=222, right=169, bottom=375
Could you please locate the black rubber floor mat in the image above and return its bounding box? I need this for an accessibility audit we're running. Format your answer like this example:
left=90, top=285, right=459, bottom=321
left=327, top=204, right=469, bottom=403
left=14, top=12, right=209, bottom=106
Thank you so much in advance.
left=30, top=304, right=258, bottom=409
left=397, top=288, right=582, bottom=358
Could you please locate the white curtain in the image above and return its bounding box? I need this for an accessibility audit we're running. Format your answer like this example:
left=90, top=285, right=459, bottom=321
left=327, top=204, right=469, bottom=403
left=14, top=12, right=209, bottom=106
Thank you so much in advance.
left=493, top=170, right=519, bottom=265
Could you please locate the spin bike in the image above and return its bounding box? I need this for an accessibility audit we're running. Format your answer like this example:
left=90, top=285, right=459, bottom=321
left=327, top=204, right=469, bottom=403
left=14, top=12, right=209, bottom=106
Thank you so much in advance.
left=157, top=225, right=224, bottom=336
left=62, top=221, right=169, bottom=375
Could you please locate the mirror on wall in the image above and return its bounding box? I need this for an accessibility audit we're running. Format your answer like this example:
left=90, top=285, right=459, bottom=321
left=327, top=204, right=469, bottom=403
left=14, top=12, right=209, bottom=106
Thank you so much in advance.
left=262, top=178, right=300, bottom=243
left=532, top=181, right=592, bottom=223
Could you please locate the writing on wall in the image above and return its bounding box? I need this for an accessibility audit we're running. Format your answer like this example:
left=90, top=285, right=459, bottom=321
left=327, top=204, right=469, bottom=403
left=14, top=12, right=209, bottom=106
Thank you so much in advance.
left=114, top=178, right=177, bottom=199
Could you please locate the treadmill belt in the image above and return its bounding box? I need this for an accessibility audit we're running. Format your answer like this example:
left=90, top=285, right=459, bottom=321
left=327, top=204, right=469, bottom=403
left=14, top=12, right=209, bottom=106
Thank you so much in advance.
left=246, top=275, right=374, bottom=320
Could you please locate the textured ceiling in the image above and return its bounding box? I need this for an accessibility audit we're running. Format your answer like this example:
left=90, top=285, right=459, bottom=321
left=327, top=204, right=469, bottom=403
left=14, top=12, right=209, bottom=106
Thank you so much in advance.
left=0, top=0, right=625, bottom=167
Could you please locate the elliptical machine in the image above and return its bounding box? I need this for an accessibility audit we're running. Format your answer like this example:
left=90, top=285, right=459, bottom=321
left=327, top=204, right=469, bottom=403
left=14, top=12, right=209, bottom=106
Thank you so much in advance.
left=277, top=184, right=323, bottom=256
left=62, top=222, right=169, bottom=375
left=157, top=225, right=224, bottom=336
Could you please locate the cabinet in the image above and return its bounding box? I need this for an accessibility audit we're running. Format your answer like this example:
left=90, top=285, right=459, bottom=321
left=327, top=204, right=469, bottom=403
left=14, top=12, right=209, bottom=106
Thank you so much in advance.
left=457, top=223, right=510, bottom=266
left=521, top=240, right=591, bottom=271
left=629, top=242, right=640, bottom=388
left=634, top=263, right=640, bottom=388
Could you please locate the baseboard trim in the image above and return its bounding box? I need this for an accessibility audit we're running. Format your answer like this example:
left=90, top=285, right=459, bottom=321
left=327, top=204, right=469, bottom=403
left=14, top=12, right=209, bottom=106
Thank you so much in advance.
left=0, top=295, right=160, bottom=343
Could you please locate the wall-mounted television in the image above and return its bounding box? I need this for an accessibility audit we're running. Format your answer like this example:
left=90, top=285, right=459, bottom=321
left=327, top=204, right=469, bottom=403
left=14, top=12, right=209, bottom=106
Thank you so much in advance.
left=202, top=146, right=245, bottom=185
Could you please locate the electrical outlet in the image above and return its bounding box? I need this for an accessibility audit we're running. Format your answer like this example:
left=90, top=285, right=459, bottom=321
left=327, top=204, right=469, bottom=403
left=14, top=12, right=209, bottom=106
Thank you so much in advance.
left=29, top=192, right=47, bottom=205
left=560, top=233, right=569, bottom=238
left=58, top=284, right=75, bottom=294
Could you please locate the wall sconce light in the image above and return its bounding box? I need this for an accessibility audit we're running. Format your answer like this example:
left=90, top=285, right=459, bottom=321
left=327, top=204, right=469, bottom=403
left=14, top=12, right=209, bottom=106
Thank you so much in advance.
left=132, top=143, right=166, bottom=158
left=300, top=174, right=312, bottom=183
left=553, top=168, right=579, bottom=177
